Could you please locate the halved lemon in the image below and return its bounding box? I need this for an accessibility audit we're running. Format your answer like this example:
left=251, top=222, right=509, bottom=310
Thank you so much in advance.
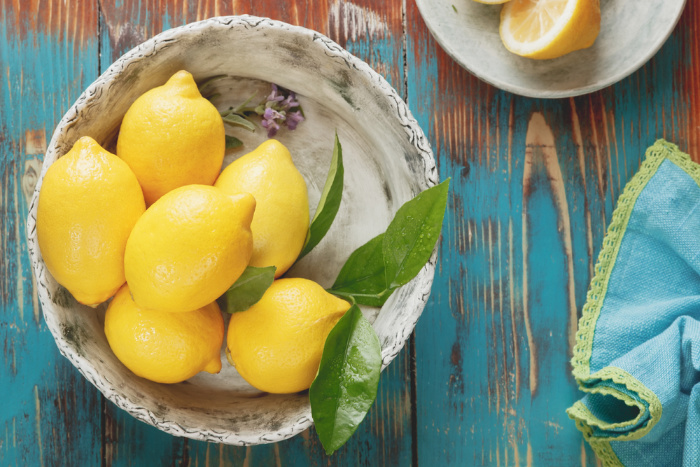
left=499, top=0, right=601, bottom=60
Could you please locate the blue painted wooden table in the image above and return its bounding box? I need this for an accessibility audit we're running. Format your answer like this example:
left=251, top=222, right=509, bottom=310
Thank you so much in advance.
left=2, top=0, right=699, bottom=465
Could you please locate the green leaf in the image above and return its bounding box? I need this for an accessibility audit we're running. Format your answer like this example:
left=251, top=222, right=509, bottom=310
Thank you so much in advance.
left=309, top=305, right=382, bottom=455
left=222, top=113, right=256, bottom=132
left=299, top=133, right=344, bottom=258
left=232, top=92, right=258, bottom=114
left=327, top=180, right=449, bottom=307
left=225, top=266, right=276, bottom=313
left=383, top=179, right=450, bottom=288
left=329, top=234, right=395, bottom=307
left=225, top=135, right=243, bottom=149
left=198, top=75, right=227, bottom=99
left=329, top=289, right=394, bottom=308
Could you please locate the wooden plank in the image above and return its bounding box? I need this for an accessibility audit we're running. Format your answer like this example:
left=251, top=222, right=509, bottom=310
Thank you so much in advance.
left=99, top=0, right=405, bottom=90
left=405, top=0, right=699, bottom=464
left=9, top=0, right=695, bottom=464
left=98, top=1, right=413, bottom=465
left=0, top=1, right=103, bottom=466
left=666, top=0, right=699, bottom=159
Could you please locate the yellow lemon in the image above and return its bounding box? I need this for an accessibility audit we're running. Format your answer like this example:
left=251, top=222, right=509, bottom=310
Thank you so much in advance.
left=36, top=136, right=145, bottom=306
left=227, top=278, right=351, bottom=394
left=499, top=0, right=600, bottom=60
left=117, top=70, right=225, bottom=205
left=124, top=185, right=254, bottom=313
left=215, top=139, right=309, bottom=278
left=105, top=283, right=224, bottom=384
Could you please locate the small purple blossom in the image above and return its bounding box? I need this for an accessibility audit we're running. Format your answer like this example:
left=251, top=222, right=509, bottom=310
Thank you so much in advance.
left=259, top=84, right=304, bottom=137
left=266, top=84, right=285, bottom=104
left=280, top=92, right=300, bottom=111
left=262, top=107, right=284, bottom=121
left=286, top=110, right=305, bottom=131
left=261, top=107, right=285, bottom=137
left=219, top=83, right=305, bottom=139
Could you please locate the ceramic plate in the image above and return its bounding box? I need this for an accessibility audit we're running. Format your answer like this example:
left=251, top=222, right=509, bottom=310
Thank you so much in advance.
left=415, top=0, right=688, bottom=98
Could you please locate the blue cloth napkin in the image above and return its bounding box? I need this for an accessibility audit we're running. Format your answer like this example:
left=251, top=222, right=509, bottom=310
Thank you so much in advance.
left=568, top=140, right=700, bottom=466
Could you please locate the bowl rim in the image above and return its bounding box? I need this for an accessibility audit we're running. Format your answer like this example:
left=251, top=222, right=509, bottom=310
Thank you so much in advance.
left=26, top=15, right=439, bottom=445
left=415, top=0, right=689, bottom=98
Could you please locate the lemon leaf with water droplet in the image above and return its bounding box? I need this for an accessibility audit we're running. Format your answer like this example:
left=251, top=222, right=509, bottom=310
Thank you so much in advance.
left=309, top=305, right=381, bottom=455
left=328, top=233, right=395, bottom=307
left=383, top=179, right=450, bottom=288
left=328, top=179, right=449, bottom=306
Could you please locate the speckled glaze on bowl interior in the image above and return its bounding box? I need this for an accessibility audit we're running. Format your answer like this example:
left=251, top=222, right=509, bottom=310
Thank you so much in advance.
left=26, top=16, right=438, bottom=445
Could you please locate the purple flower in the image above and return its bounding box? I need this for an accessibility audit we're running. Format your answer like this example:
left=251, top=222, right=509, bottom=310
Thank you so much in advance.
left=280, top=92, right=300, bottom=111
left=262, top=107, right=282, bottom=120
left=266, top=84, right=285, bottom=104
left=254, top=84, right=305, bottom=137
left=261, top=119, right=280, bottom=137
left=286, top=110, right=304, bottom=131
left=220, top=84, right=305, bottom=140
left=261, top=107, right=285, bottom=137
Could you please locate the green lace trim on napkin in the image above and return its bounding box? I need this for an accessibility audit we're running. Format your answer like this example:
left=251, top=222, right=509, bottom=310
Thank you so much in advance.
left=568, top=140, right=698, bottom=466
left=568, top=367, right=662, bottom=466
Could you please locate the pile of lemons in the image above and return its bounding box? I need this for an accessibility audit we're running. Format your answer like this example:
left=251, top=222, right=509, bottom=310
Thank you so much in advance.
left=37, top=70, right=349, bottom=393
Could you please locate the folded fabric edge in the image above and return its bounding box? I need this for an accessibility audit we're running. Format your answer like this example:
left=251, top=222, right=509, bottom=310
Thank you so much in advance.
left=570, top=139, right=690, bottom=382
left=569, top=372, right=647, bottom=431
left=567, top=366, right=662, bottom=467
left=571, top=417, right=624, bottom=467
left=567, top=366, right=660, bottom=434
left=567, top=139, right=692, bottom=466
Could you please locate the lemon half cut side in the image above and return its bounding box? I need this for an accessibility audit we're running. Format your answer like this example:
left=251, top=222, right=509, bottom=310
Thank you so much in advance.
left=499, top=0, right=601, bottom=60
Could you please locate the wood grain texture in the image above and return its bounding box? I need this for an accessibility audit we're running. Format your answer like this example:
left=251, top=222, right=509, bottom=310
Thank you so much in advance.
left=0, top=1, right=102, bottom=466
left=4, top=0, right=700, bottom=465
left=678, top=0, right=700, bottom=159
left=98, top=0, right=404, bottom=91
left=406, top=0, right=700, bottom=464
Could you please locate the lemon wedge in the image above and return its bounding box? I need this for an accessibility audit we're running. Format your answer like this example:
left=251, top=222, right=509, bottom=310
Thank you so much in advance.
left=499, top=0, right=600, bottom=60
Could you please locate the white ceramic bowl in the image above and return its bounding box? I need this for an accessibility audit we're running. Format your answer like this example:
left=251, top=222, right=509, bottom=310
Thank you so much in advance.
left=26, top=16, right=438, bottom=445
left=416, top=0, right=687, bottom=98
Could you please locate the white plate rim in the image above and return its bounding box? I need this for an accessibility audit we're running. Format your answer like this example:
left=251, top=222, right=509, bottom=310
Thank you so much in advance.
left=415, top=0, right=689, bottom=98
